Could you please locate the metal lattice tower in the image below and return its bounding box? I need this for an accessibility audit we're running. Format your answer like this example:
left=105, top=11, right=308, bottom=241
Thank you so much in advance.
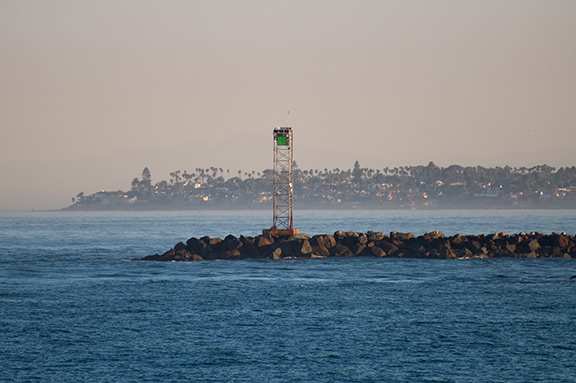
left=272, top=127, right=294, bottom=232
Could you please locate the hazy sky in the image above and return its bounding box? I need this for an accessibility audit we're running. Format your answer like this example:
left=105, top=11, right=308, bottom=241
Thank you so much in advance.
left=1, top=1, right=575, bottom=210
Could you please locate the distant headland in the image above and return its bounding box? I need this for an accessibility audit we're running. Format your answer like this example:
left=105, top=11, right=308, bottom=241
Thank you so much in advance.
left=143, top=231, right=575, bottom=262
left=67, top=162, right=576, bottom=210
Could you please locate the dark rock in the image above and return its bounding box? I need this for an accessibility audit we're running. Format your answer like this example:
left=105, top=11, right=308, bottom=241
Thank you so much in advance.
left=370, top=246, right=386, bottom=257
left=161, top=248, right=176, bottom=259
left=550, top=246, right=563, bottom=257
left=440, top=246, right=457, bottom=259
left=223, top=234, right=242, bottom=250
left=257, top=234, right=274, bottom=247
left=222, top=249, right=241, bottom=259
left=276, top=238, right=313, bottom=258
left=450, top=234, right=465, bottom=247
left=300, top=239, right=313, bottom=255
left=353, top=243, right=367, bottom=256
left=335, top=232, right=361, bottom=249
left=174, top=247, right=192, bottom=261
left=357, top=234, right=368, bottom=245
left=518, top=239, right=541, bottom=254
left=331, top=244, right=353, bottom=257
left=174, top=242, right=187, bottom=252
left=549, top=233, right=573, bottom=250
left=367, top=231, right=385, bottom=241
left=455, top=248, right=474, bottom=258
left=186, top=237, right=204, bottom=254
left=238, top=236, right=259, bottom=258
left=209, top=238, right=223, bottom=247
left=402, top=238, right=427, bottom=257
left=143, top=231, right=576, bottom=262
left=423, top=231, right=444, bottom=240
left=375, top=240, right=399, bottom=256
left=324, top=235, right=336, bottom=248
left=310, top=235, right=333, bottom=257
left=469, top=239, right=482, bottom=251
left=528, top=239, right=541, bottom=252
left=390, top=232, right=414, bottom=241
left=334, top=231, right=359, bottom=239
left=488, top=232, right=509, bottom=241
left=239, top=235, right=255, bottom=246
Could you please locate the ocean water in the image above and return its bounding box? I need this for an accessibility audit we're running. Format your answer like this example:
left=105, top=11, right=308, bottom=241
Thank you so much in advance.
left=1, top=210, right=576, bottom=383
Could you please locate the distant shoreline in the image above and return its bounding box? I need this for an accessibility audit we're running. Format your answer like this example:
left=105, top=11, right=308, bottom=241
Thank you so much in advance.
left=19, top=206, right=576, bottom=213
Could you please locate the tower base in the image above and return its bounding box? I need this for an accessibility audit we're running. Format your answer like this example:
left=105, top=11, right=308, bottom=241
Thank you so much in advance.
left=263, top=227, right=300, bottom=238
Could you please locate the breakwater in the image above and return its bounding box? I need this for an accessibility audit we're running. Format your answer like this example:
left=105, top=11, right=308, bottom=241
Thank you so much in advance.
left=143, top=231, right=576, bottom=261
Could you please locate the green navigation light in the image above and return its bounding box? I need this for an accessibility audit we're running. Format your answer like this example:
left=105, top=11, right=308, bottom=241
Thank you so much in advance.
left=276, top=134, right=288, bottom=146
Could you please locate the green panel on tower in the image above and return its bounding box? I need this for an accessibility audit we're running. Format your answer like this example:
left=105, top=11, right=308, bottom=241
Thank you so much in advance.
left=276, top=134, right=289, bottom=146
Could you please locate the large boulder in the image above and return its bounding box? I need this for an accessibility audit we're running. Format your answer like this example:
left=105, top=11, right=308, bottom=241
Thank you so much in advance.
left=331, top=244, right=354, bottom=257
left=174, top=247, right=194, bottom=261
left=518, top=239, right=541, bottom=254
left=239, top=235, right=255, bottom=246
left=367, top=231, right=385, bottom=241
left=257, top=233, right=275, bottom=248
left=223, top=234, right=242, bottom=251
left=186, top=237, right=205, bottom=254
left=199, top=236, right=211, bottom=246
left=221, top=249, right=242, bottom=259
left=310, top=235, right=333, bottom=257
left=357, top=233, right=368, bottom=245
left=237, top=236, right=260, bottom=258
left=401, top=238, right=427, bottom=257
left=488, top=232, right=509, bottom=241
left=504, top=243, right=517, bottom=254
left=390, top=232, right=414, bottom=241
left=440, top=245, right=457, bottom=259
left=370, top=246, right=386, bottom=257
left=423, top=231, right=444, bottom=240
left=353, top=243, right=367, bottom=256
left=549, top=233, right=573, bottom=250
left=276, top=238, right=313, bottom=258
left=174, top=242, right=187, bottom=252
left=375, top=240, right=399, bottom=256
left=334, top=231, right=358, bottom=239
left=209, top=237, right=223, bottom=247
left=300, top=239, right=313, bottom=255
left=161, top=248, right=176, bottom=259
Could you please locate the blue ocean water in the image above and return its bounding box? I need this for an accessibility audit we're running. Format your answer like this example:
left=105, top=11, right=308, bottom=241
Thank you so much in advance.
left=1, top=210, right=576, bottom=382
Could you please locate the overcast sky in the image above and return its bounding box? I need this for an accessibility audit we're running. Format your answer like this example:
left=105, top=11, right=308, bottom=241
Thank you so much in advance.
left=1, top=0, right=575, bottom=210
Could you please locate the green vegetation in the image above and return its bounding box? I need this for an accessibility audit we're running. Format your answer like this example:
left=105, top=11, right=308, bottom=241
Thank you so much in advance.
left=68, top=162, right=576, bottom=210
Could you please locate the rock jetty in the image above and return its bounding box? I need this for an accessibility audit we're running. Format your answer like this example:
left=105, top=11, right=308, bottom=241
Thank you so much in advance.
left=143, top=231, right=576, bottom=261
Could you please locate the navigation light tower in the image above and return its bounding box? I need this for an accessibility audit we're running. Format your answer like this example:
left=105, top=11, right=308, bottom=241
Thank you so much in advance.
left=272, top=127, right=295, bottom=235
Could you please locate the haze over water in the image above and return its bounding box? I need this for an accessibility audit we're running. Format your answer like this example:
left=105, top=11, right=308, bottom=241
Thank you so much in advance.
left=1, top=1, right=576, bottom=210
